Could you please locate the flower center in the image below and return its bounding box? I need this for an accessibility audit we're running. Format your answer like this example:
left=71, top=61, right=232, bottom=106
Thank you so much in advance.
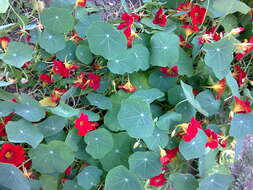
left=5, top=152, right=13, bottom=159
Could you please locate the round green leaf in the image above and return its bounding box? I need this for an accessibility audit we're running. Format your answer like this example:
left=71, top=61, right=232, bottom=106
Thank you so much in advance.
left=40, top=175, right=58, bottom=190
left=203, top=38, right=234, bottom=79
left=130, top=88, right=164, bottom=103
left=143, top=128, right=169, bottom=151
left=77, top=166, right=103, bottom=190
left=87, top=93, right=112, bottom=110
left=65, top=128, right=82, bottom=152
left=84, top=128, right=114, bottom=159
left=107, top=44, right=150, bottom=74
left=14, top=104, right=45, bottom=122
left=39, top=30, right=66, bottom=54
left=0, top=163, right=30, bottom=190
left=48, top=101, right=80, bottom=118
left=0, top=101, right=16, bottom=117
left=0, top=0, right=9, bottom=13
left=41, top=8, right=74, bottom=34
left=37, top=115, right=67, bottom=137
left=29, top=140, right=74, bottom=173
left=167, top=85, right=186, bottom=105
left=100, top=132, right=134, bottom=171
left=149, top=70, right=177, bottom=92
left=56, top=41, right=76, bottom=61
left=63, top=180, right=84, bottom=190
left=169, top=173, right=198, bottom=190
left=50, top=0, right=75, bottom=8
left=198, top=174, right=233, bottom=190
left=181, top=81, right=209, bottom=116
left=6, top=120, right=43, bottom=148
left=104, top=166, right=144, bottom=190
left=175, top=101, right=196, bottom=122
left=129, top=151, right=162, bottom=179
left=150, top=32, right=179, bottom=67
left=157, top=112, right=182, bottom=131
left=75, top=44, right=93, bottom=64
left=177, top=48, right=193, bottom=76
left=196, top=90, right=221, bottom=116
left=118, top=96, right=154, bottom=138
left=179, top=129, right=208, bottom=160
left=1, top=42, right=33, bottom=68
left=230, top=114, right=253, bottom=140
left=86, top=22, right=127, bottom=60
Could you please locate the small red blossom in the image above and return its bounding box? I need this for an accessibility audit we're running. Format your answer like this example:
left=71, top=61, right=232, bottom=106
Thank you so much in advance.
left=160, top=147, right=179, bottom=165
left=0, top=36, right=10, bottom=50
left=198, top=27, right=223, bottom=44
left=177, top=2, right=192, bottom=11
left=149, top=173, right=167, bottom=187
left=229, top=96, right=251, bottom=119
left=0, top=143, right=25, bottom=167
left=118, top=81, right=137, bottom=93
left=70, top=33, right=84, bottom=43
left=233, top=65, right=247, bottom=87
left=74, top=113, right=98, bottom=136
left=181, top=24, right=199, bottom=37
left=235, top=37, right=253, bottom=61
left=50, top=88, right=67, bottom=103
left=178, top=34, right=192, bottom=48
left=193, top=89, right=199, bottom=96
left=75, top=0, right=86, bottom=7
left=52, top=60, right=79, bottom=78
left=0, top=115, right=13, bottom=137
left=153, top=8, right=167, bottom=26
left=64, top=166, right=71, bottom=176
left=207, top=79, right=226, bottom=99
left=22, top=61, right=33, bottom=69
left=117, top=13, right=140, bottom=47
left=39, top=74, right=54, bottom=85
left=73, top=72, right=100, bottom=90
left=178, top=117, right=202, bottom=142
left=160, top=66, right=178, bottom=77
left=205, top=129, right=219, bottom=149
left=188, top=5, right=206, bottom=25
left=232, top=96, right=251, bottom=114
left=229, top=27, right=245, bottom=35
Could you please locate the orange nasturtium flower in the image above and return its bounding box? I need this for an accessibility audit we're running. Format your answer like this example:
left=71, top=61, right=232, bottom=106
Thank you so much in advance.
left=229, top=96, right=252, bottom=119
left=118, top=81, right=137, bottom=93
left=207, top=78, right=226, bottom=99
left=75, top=0, right=86, bottom=7
left=0, top=36, right=10, bottom=50
left=176, top=117, right=202, bottom=142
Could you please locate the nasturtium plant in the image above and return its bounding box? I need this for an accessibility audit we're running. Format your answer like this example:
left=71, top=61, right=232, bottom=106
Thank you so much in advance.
left=0, top=0, right=252, bottom=189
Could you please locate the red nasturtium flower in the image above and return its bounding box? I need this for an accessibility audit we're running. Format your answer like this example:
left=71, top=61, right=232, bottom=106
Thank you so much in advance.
left=181, top=24, right=199, bottom=38
left=118, top=81, right=137, bottom=93
left=75, top=0, right=86, bottom=7
left=50, top=88, right=67, bottom=102
left=177, top=2, right=192, bottom=11
left=229, top=96, right=251, bottom=119
left=0, top=36, right=10, bottom=50
left=73, top=72, right=100, bottom=90
left=64, top=166, right=71, bottom=176
left=207, top=79, right=226, bottom=99
left=39, top=74, right=54, bottom=85
left=0, top=115, right=13, bottom=137
left=117, top=12, right=140, bottom=47
left=233, top=65, right=247, bottom=87
left=198, top=27, right=223, bottom=44
left=188, top=4, right=206, bottom=25
left=153, top=8, right=167, bottom=26
left=204, top=129, right=219, bottom=149
left=160, top=66, right=178, bottom=77
left=74, top=113, right=99, bottom=136
left=0, top=143, right=25, bottom=167
left=178, top=117, right=202, bottom=142
left=235, top=36, right=253, bottom=61
left=160, top=147, right=179, bottom=165
left=52, top=60, right=79, bottom=78
left=149, top=173, right=167, bottom=187
left=178, top=34, right=191, bottom=48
